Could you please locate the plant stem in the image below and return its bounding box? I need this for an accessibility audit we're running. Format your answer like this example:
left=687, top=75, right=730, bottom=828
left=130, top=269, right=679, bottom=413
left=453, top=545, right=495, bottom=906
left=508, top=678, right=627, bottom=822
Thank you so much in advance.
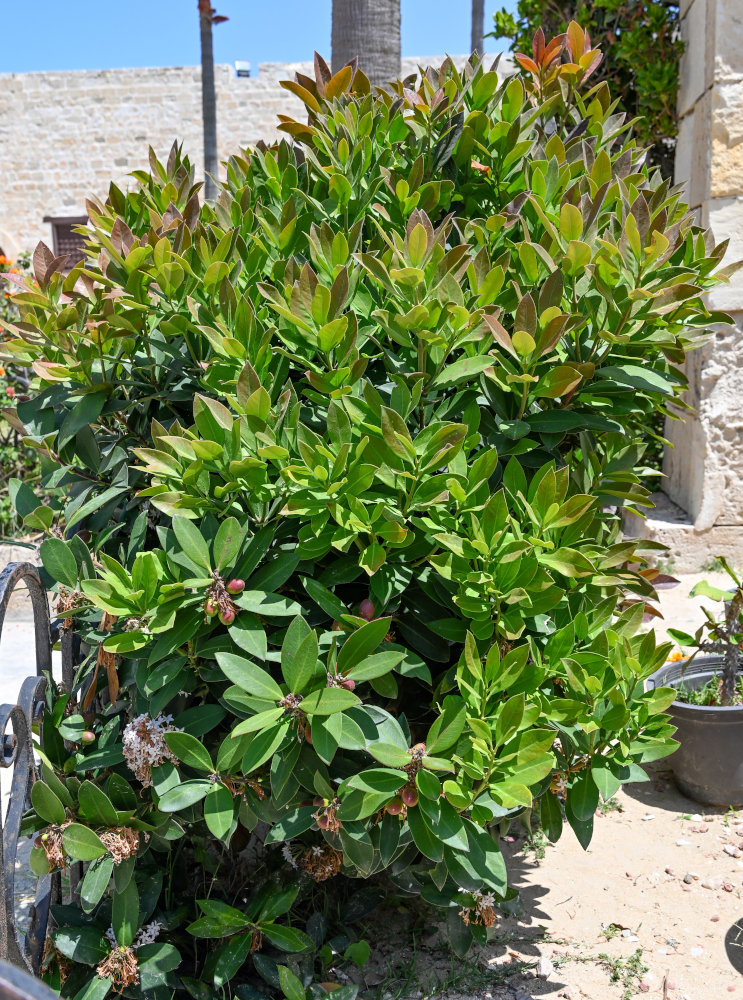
left=722, top=590, right=743, bottom=705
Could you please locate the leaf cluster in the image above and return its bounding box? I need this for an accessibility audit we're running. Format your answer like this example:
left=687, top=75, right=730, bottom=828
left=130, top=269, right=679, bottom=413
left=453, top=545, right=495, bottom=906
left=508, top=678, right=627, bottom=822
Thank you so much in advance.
left=490, top=1, right=684, bottom=178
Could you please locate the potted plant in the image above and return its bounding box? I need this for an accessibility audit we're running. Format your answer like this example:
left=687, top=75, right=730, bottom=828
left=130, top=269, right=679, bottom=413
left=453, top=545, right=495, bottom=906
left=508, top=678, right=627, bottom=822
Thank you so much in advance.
left=2, top=26, right=731, bottom=997
left=648, top=556, right=743, bottom=804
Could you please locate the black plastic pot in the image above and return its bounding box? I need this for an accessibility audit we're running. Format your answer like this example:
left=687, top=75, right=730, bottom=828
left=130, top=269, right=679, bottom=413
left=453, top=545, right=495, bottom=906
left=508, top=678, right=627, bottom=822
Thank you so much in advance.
left=647, top=654, right=743, bottom=806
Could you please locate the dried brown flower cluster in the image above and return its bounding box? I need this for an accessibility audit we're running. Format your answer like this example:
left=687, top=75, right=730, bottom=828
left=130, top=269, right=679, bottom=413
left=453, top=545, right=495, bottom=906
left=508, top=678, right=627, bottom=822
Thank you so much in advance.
left=39, top=823, right=70, bottom=870
left=402, top=742, right=427, bottom=779
left=278, top=693, right=312, bottom=743
left=54, top=587, right=87, bottom=630
left=245, top=776, right=266, bottom=800
left=550, top=740, right=589, bottom=796
left=298, top=844, right=343, bottom=881
left=550, top=741, right=590, bottom=795
left=279, top=692, right=304, bottom=716
left=99, top=826, right=141, bottom=865
left=43, top=939, right=71, bottom=985
left=313, top=798, right=342, bottom=833
left=97, top=946, right=139, bottom=993
left=549, top=772, right=568, bottom=796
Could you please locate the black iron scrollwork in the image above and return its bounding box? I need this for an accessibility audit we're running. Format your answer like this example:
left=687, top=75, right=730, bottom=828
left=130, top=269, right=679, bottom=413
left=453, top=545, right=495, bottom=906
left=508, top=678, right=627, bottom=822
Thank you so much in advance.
left=0, top=562, right=56, bottom=976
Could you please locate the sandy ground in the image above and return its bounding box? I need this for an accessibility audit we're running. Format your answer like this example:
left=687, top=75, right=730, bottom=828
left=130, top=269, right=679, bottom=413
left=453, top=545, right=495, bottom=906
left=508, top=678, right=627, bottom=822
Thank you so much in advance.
left=484, top=769, right=743, bottom=1000
left=353, top=767, right=743, bottom=1000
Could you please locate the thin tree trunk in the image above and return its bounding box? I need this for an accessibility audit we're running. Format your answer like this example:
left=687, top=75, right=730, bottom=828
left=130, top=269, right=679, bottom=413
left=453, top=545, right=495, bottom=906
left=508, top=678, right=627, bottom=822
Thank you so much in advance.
left=471, top=0, right=485, bottom=56
left=331, top=0, right=401, bottom=87
left=198, top=0, right=218, bottom=201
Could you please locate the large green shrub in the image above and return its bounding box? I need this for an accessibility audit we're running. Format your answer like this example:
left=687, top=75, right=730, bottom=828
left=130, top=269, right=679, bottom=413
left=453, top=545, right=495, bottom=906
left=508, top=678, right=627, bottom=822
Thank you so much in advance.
left=6, top=28, right=733, bottom=999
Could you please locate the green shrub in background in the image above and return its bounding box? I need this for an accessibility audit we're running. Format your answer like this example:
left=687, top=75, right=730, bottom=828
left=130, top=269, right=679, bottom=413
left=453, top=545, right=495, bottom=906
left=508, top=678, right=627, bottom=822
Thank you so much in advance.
left=491, top=1, right=683, bottom=179
left=4, top=25, right=735, bottom=999
left=489, top=5, right=683, bottom=474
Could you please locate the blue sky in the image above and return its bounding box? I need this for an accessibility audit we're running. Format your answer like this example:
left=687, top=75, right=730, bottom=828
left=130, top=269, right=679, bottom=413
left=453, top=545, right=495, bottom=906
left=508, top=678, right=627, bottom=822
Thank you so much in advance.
left=3, top=1, right=516, bottom=75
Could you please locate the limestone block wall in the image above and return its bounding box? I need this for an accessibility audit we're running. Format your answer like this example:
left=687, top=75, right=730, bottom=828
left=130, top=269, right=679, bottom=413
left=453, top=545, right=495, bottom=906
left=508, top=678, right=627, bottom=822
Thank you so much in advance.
left=0, top=62, right=305, bottom=256
left=0, top=55, right=490, bottom=258
left=663, top=0, right=743, bottom=529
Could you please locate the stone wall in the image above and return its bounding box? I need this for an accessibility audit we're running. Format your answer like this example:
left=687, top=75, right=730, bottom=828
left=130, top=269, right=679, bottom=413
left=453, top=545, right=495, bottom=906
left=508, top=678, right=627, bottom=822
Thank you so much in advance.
left=0, top=61, right=304, bottom=256
left=662, top=0, right=743, bottom=531
left=0, top=55, right=493, bottom=257
left=624, top=0, right=743, bottom=570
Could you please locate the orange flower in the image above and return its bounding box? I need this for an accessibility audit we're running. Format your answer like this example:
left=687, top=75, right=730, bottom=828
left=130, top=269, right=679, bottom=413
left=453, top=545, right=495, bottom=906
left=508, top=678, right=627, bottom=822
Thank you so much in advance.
left=0, top=256, right=7, bottom=265
left=667, top=650, right=684, bottom=662
left=8, top=268, right=18, bottom=274
left=0, top=367, right=6, bottom=377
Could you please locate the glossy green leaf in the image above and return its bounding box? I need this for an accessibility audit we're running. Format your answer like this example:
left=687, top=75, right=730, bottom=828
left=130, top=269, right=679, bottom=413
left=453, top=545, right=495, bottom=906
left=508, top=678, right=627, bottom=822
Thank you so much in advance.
left=31, top=781, right=66, bottom=826
left=40, top=537, right=78, bottom=588
left=337, top=618, right=392, bottom=672
left=164, top=732, right=214, bottom=773
left=301, top=687, right=360, bottom=716
left=216, top=651, right=283, bottom=701
left=157, top=779, right=212, bottom=813
left=204, top=782, right=235, bottom=840
left=80, top=854, right=114, bottom=914
left=112, top=878, right=139, bottom=947
left=62, top=824, right=107, bottom=861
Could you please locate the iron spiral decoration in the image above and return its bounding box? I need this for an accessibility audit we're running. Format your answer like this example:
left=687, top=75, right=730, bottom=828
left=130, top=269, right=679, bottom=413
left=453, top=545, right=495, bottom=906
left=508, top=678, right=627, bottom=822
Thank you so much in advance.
left=0, top=561, right=77, bottom=992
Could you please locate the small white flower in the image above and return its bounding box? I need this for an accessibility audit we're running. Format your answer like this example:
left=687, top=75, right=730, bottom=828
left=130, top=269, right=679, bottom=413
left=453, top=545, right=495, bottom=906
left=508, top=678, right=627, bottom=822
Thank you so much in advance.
left=123, top=617, right=151, bottom=634
left=122, top=713, right=181, bottom=787
left=134, top=921, right=162, bottom=948
left=282, top=842, right=298, bottom=869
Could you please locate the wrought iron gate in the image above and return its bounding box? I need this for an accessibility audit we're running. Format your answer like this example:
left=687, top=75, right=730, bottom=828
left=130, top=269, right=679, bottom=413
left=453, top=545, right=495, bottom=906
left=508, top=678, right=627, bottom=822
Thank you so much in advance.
left=0, top=561, right=74, bottom=989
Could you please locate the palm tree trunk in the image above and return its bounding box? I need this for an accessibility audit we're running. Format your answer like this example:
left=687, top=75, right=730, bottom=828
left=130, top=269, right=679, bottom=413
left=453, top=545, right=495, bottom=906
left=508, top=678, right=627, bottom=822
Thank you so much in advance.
left=198, top=0, right=218, bottom=201
left=471, top=0, right=485, bottom=56
left=331, top=0, right=401, bottom=87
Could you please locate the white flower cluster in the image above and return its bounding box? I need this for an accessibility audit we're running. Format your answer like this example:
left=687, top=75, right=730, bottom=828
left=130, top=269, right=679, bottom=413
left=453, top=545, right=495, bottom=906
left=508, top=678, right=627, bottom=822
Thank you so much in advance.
left=134, top=921, right=162, bottom=948
left=281, top=842, right=298, bottom=869
left=105, top=920, right=162, bottom=950
left=122, top=713, right=180, bottom=787
left=122, top=617, right=151, bottom=634
left=458, top=886, right=498, bottom=927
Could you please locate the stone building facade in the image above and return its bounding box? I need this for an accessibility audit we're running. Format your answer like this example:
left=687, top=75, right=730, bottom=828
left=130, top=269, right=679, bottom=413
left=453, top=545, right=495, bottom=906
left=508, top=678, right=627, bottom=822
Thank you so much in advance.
left=626, top=0, right=743, bottom=569
left=0, top=61, right=307, bottom=256
left=0, top=56, right=477, bottom=257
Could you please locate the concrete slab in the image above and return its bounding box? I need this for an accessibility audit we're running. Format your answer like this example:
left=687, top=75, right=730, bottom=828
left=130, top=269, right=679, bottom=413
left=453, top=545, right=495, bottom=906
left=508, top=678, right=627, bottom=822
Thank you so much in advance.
left=623, top=491, right=743, bottom=573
